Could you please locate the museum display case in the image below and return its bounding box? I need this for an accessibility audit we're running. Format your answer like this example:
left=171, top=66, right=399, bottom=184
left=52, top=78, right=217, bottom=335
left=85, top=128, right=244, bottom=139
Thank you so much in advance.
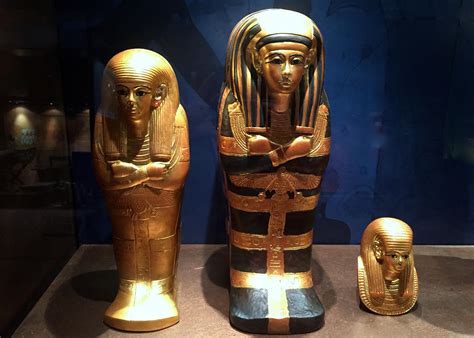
left=0, top=2, right=78, bottom=336
left=1, top=0, right=473, bottom=337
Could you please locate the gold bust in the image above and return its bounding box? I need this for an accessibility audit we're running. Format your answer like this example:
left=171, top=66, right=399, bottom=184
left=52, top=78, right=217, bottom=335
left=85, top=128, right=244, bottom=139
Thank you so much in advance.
left=358, top=218, right=418, bottom=315
left=93, top=49, right=189, bottom=331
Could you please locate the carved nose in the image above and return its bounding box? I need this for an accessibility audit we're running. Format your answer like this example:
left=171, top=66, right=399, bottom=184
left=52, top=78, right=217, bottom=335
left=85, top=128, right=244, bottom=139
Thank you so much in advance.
left=128, top=91, right=135, bottom=103
left=282, top=61, right=291, bottom=76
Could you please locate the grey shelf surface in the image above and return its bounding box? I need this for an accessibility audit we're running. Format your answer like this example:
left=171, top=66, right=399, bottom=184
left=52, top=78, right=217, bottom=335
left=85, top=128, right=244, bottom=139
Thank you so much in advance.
left=14, top=244, right=474, bottom=337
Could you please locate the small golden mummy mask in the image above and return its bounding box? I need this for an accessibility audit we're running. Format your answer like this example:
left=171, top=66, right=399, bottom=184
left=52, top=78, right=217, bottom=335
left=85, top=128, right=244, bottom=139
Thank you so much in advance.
left=358, top=217, right=418, bottom=315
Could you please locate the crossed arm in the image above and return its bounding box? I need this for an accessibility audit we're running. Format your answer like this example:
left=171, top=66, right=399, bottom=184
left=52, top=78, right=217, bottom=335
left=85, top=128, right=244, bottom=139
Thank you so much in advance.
left=93, top=106, right=189, bottom=191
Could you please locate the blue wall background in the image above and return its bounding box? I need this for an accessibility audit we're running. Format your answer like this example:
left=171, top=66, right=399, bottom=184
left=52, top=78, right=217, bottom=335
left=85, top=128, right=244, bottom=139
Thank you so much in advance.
left=57, top=0, right=474, bottom=244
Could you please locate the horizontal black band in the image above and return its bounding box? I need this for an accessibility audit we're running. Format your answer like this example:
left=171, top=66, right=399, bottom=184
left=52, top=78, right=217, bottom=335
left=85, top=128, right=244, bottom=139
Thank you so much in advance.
left=230, top=245, right=313, bottom=273
left=231, top=245, right=267, bottom=273
left=230, top=207, right=269, bottom=235
left=256, top=33, right=313, bottom=50
left=220, top=153, right=329, bottom=175
left=230, top=287, right=269, bottom=333
left=285, top=210, right=316, bottom=235
left=287, top=288, right=325, bottom=333
left=284, top=246, right=312, bottom=272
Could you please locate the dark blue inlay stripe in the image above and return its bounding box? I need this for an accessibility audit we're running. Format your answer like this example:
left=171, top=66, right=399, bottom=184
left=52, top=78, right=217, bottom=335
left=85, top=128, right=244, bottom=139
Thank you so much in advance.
left=231, top=245, right=267, bottom=273
left=285, top=155, right=330, bottom=175
left=287, top=288, right=325, bottom=333
left=220, top=154, right=276, bottom=174
left=232, top=18, right=257, bottom=111
left=230, top=207, right=269, bottom=235
left=220, top=90, right=236, bottom=137
left=284, top=246, right=312, bottom=273
left=220, top=154, right=330, bottom=175
left=230, top=287, right=269, bottom=334
left=284, top=210, right=316, bottom=235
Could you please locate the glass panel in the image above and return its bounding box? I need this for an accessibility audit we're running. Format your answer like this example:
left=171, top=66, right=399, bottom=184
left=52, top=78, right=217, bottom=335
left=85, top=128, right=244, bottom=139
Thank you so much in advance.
left=0, top=1, right=76, bottom=335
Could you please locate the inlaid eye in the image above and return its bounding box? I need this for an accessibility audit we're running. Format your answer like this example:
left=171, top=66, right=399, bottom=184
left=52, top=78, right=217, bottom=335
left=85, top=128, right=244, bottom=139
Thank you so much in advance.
left=270, top=57, right=283, bottom=64
left=290, top=57, right=304, bottom=65
left=116, top=88, right=128, bottom=96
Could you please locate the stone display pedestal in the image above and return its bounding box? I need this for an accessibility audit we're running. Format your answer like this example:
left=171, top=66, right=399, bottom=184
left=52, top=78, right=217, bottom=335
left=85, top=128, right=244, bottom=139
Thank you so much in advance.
left=14, top=245, right=474, bottom=337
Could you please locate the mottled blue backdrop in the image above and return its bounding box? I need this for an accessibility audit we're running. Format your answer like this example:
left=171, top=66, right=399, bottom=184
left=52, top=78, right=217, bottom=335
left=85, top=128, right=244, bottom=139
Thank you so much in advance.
left=57, top=0, right=474, bottom=244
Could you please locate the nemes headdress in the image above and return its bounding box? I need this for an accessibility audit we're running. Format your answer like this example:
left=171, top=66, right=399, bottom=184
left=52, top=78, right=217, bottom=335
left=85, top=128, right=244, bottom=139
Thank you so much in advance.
left=222, top=9, right=326, bottom=133
left=360, top=218, right=414, bottom=305
left=99, top=48, right=179, bottom=162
